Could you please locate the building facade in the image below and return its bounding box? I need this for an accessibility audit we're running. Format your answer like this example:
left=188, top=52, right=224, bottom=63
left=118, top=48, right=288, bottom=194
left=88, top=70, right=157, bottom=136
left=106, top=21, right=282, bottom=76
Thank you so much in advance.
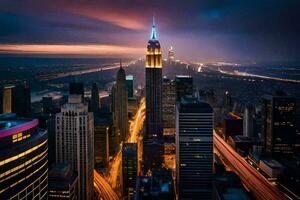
left=48, top=163, right=78, bottom=200
left=122, top=143, right=138, bottom=198
left=0, top=114, right=48, bottom=199
left=176, top=96, right=213, bottom=199
left=262, top=94, right=296, bottom=156
left=162, top=77, right=176, bottom=136
left=55, top=95, right=94, bottom=200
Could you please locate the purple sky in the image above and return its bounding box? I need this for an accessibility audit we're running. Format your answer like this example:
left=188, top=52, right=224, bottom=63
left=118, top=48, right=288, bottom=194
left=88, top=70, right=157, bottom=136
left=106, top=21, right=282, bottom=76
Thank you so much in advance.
left=0, top=0, right=299, bottom=62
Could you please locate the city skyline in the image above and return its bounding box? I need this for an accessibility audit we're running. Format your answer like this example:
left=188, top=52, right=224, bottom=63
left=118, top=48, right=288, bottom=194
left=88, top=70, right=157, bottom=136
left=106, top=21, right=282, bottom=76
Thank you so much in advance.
left=0, top=2, right=300, bottom=200
left=0, top=0, right=300, bottom=61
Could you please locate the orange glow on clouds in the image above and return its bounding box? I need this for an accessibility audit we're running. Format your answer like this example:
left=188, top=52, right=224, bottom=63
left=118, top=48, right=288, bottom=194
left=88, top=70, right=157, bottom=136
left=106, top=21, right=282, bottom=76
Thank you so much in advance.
left=62, top=2, right=146, bottom=30
left=0, top=44, right=144, bottom=56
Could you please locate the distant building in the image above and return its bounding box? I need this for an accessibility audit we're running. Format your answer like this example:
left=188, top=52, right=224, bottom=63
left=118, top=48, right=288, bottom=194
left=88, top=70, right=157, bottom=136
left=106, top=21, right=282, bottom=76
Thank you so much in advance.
left=126, top=75, right=134, bottom=99
left=122, top=143, right=138, bottom=198
left=90, top=82, right=100, bottom=112
left=48, top=163, right=78, bottom=200
left=112, top=65, right=129, bottom=142
left=243, top=104, right=255, bottom=138
left=175, top=75, right=193, bottom=101
left=228, top=135, right=255, bottom=157
left=223, top=112, right=243, bottom=141
left=262, top=94, right=296, bottom=156
left=13, top=82, right=31, bottom=117
left=162, top=77, right=176, bottom=136
left=43, top=96, right=53, bottom=114
left=56, top=95, right=94, bottom=200
left=145, top=16, right=163, bottom=139
left=176, top=96, right=213, bottom=199
left=2, top=84, right=14, bottom=113
left=168, top=46, right=175, bottom=64
left=0, top=115, right=48, bottom=199
left=1, top=82, right=31, bottom=117
left=69, top=82, right=84, bottom=103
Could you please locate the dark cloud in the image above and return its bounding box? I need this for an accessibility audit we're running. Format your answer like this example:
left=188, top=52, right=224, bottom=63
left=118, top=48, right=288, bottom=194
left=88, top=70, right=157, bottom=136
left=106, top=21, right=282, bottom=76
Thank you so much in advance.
left=0, top=0, right=299, bottom=61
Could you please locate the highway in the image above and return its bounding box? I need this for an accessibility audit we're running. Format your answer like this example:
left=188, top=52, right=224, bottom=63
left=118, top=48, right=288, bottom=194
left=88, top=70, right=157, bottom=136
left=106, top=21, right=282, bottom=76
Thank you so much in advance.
left=37, top=60, right=136, bottom=81
left=94, top=97, right=146, bottom=200
left=214, top=132, right=288, bottom=200
left=218, top=68, right=300, bottom=84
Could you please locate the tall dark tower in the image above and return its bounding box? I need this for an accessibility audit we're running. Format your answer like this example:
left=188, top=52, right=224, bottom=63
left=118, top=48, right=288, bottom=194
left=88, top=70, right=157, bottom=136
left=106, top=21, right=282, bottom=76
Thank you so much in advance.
left=113, top=63, right=129, bottom=141
left=145, top=16, right=163, bottom=139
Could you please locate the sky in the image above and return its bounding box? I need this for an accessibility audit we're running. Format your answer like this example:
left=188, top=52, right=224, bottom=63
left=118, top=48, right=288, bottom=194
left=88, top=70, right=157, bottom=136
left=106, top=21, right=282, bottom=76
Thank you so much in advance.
left=0, top=0, right=299, bottom=62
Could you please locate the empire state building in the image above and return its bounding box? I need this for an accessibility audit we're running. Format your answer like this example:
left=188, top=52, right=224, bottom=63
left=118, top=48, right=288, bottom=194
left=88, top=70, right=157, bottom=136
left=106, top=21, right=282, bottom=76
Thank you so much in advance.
left=145, top=17, right=163, bottom=139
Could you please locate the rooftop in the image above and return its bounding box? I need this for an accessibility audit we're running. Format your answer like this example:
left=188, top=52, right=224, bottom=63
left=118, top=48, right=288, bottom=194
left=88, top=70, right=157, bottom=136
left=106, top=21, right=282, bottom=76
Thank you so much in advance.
left=178, top=96, right=213, bottom=113
left=126, top=75, right=133, bottom=80
left=0, top=118, right=38, bottom=138
left=261, top=159, right=283, bottom=169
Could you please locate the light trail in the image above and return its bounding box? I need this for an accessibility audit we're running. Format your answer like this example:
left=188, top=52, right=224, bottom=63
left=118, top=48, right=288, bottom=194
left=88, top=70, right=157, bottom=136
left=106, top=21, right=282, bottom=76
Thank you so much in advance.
left=37, top=60, right=137, bottom=81
left=213, top=132, right=288, bottom=200
left=106, top=97, right=145, bottom=186
left=94, top=170, right=119, bottom=200
left=218, top=68, right=300, bottom=84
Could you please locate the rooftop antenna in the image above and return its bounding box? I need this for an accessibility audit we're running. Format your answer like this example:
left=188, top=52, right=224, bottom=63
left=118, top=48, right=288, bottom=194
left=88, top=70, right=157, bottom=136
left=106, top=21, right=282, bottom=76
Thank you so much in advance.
left=150, top=15, right=157, bottom=40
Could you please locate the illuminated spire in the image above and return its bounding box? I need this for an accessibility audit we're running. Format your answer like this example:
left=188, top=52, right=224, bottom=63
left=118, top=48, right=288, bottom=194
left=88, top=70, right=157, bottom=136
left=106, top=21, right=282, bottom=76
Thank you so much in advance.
left=150, top=16, right=157, bottom=40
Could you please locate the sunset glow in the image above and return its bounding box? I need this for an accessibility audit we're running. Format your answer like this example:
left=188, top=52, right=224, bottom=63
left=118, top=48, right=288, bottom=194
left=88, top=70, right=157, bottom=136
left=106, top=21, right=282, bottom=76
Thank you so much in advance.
left=0, top=44, right=144, bottom=56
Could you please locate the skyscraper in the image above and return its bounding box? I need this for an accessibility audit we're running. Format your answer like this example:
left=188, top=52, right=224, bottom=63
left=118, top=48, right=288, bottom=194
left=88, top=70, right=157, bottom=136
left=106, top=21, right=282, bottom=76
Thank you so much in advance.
left=0, top=114, right=48, bottom=199
left=262, top=94, right=296, bottom=156
left=112, top=64, right=129, bottom=141
left=175, top=75, right=193, bottom=101
left=145, top=16, right=163, bottom=139
left=176, top=96, right=213, bottom=199
left=55, top=95, right=94, bottom=200
left=122, top=143, right=138, bottom=198
left=90, top=82, right=100, bottom=112
left=69, top=82, right=84, bottom=103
